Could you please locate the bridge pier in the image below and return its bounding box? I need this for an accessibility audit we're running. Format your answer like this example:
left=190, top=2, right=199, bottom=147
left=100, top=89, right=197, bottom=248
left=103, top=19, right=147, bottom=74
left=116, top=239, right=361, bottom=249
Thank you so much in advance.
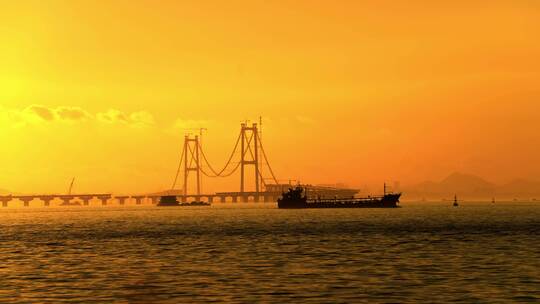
left=40, top=196, right=55, bottom=207
left=96, top=195, right=111, bottom=205
left=220, top=196, right=226, bottom=203
left=132, top=196, right=144, bottom=205
left=61, top=197, right=73, bottom=206
left=116, top=196, right=129, bottom=205
left=19, top=197, right=33, bottom=207
left=79, top=196, right=93, bottom=206
left=0, top=196, right=11, bottom=207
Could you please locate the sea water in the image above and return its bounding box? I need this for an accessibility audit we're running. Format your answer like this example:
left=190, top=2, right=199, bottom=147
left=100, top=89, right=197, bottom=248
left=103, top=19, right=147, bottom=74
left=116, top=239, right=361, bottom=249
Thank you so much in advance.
left=0, top=202, right=538, bottom=303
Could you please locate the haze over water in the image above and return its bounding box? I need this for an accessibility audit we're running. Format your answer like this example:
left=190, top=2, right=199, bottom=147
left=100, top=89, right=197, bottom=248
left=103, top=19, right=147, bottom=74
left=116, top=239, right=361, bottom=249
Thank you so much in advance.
left=1, top=202, right=538, bottom=303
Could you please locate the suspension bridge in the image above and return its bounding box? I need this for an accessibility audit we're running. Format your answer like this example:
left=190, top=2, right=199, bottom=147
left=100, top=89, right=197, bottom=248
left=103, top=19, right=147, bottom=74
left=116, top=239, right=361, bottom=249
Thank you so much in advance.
left=167, top=121, right=357, bottom=203
left=168, top=121, right=284, bottom=203
left=0, top=121, right=358, bottom=207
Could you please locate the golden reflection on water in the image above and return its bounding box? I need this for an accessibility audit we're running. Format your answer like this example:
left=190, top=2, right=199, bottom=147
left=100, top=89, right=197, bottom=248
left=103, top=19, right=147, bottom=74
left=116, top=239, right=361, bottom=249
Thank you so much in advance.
left=0, top=203, right=538, bottom=303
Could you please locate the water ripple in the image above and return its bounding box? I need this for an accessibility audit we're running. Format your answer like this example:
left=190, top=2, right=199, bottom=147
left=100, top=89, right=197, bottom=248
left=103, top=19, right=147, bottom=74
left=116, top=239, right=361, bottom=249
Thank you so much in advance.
left=0, top=203, right=538, bottom=303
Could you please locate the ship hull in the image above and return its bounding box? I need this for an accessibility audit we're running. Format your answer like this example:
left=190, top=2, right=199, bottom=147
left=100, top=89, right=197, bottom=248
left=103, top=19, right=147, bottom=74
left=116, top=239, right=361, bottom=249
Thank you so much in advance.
left=278, top=193, right=401, bottom=209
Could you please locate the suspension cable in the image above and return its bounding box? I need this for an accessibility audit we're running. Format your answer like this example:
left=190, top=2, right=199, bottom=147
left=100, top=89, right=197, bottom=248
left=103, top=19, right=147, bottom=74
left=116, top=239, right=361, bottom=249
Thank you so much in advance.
left=187, top=142, right=195, bottom=169
left=256, top=166, right=268, bottom=187
left=242, top=133, right=270, bottom=188
left=197, top=146, right=220, bottom=177
left=200, top=161, right=241, bottom=178
left=170, top=142, right=186, bottom=190
left=198, top=131, right=242, bottom=177
left=187, top=128, right=278, bottom=189
left=258, top=137, right=279, bottom=184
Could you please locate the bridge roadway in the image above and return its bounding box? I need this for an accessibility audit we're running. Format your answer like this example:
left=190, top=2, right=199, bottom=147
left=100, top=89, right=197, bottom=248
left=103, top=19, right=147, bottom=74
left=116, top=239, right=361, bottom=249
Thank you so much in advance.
left=0, top=187, right=360, bottom=207
left=0, top=192, right=282, bottom=207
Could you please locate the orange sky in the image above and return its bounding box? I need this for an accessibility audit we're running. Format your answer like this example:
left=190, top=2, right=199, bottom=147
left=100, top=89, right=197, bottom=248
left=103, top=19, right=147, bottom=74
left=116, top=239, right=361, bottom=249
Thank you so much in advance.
left=1, top=1, right=539, bottom=194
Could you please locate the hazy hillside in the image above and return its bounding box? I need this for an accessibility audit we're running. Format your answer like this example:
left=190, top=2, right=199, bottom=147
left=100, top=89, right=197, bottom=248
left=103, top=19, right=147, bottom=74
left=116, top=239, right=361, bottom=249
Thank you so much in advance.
left=404, top=172, right=540, bottom=200
left=0, top=188, right=10, bottom=195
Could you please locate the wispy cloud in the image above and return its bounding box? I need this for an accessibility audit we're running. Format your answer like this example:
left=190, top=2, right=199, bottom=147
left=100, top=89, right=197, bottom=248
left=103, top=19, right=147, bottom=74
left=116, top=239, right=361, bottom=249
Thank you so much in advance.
left=129, top=111, right=155, bottom=127
left=162, top=118, right=211, bottom=136
left=97, top=109, right=155, bottom=127
left=1, top=105, right=154, bottom=128
left=56, top=106, right=92, bottom=121
left=20, top=104, right=92, bottom=123
left=24, top=104, right=56, bottom=121
left=96, top=109, right=130, bottom=124
left=172, top=118, right=210, bottom=130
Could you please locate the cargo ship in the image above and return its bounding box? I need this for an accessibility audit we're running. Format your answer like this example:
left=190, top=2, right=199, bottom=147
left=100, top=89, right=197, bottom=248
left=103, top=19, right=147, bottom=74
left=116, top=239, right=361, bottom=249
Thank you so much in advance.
left=277, top=185, right=401, bottom=209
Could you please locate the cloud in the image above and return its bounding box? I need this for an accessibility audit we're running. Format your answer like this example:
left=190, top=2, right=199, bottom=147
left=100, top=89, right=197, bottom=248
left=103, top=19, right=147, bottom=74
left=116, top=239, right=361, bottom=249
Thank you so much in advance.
left=6, top=104, right=92, bottom=125
left=1, top=105, right=154, bottom=128
left=55, top=106, right=92, bottom=121
left=162, top=118, right=210, bottom=136
left=24, top=105, right=56, bottom=121
left=129, top=111, right=155, bottom=126
left=97, top=109, right=129, bottom=124
left=172, top=118, right=209, bottom=130
left=97, top=109, right=155, bottom=127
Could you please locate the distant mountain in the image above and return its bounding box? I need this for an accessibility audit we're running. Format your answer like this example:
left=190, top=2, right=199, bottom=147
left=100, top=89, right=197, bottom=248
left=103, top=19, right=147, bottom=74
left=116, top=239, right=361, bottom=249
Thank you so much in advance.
left=439, top=172, right=496, bottom=194
left=404, top=172, right=539, bottom=200
left=0, top=188, right=10, bottom=195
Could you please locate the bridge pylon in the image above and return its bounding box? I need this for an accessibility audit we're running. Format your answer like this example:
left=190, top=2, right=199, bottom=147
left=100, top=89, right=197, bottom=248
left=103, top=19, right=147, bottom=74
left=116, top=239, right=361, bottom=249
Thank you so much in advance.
left=183, top=135, right=201, bottom=196
left=240, top=123, right=260, bottom=194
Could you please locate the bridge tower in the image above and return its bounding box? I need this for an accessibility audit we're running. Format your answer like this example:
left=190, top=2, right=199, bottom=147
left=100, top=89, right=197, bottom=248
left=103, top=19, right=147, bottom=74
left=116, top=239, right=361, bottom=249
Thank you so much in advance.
left=183, top=135, right=201, bottom=196
left=240, top=123, right=260, bottom=194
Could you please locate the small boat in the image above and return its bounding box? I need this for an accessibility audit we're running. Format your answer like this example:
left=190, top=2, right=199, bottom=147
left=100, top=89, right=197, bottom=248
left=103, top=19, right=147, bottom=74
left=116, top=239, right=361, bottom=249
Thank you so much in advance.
left=453, top=195, right=459, bottom=207
left=157, top=195, right=181, bottom=206
left=157, top=197, right=211, bottom=207
left=277, top=184, right=401, bottom=209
